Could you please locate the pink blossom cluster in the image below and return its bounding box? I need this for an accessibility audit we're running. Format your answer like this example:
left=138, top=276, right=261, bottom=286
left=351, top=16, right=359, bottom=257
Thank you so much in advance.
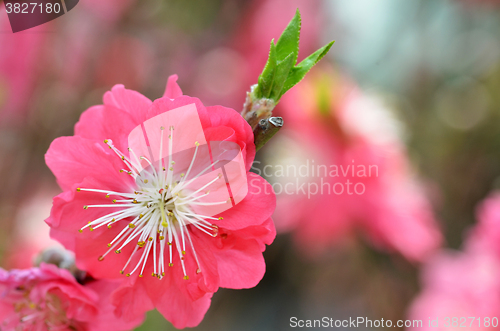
left=0, top=263, right=142, bottom=331
left=408, top=192, right=500, bottom=330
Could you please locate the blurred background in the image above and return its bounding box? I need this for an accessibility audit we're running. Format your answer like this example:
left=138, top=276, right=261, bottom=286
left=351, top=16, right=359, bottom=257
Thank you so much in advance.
left=2, top=0, right=500, bottom=330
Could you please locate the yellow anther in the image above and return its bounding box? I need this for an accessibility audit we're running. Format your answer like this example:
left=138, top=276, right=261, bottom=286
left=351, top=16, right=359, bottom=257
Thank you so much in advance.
left=144, top=179, right=149, bottom=184
left=148, top=237, right=153, bottom=242
left=129, top=224, right=135, bottom=229
left=162, top=272, right=165, bottom=276
left=183, top=275, right=189, bottom=280
left=105, top=194, right=110, bottom=198
left=89, top=227, right=94, bottom=231
left=78, top=229, right=83, bottom=233
left=104, top=139, right=109, bottom=143
left=76, top=188, right=81, bottom=192
left=126, top=273, right=130, bottom=277
left=107, top=243, right=111, bottom=247
left=169, top=263, right=173, bottom=267
left=120, top=270, right=124, bottom=274
left=115, top=250, right=121, bottom=254
left=180, top=173, right=185, bottom=177
left=107, top=225, right=112, bottom=229
left=152, top=272, right=156, bottom=277
left=139, top=274, right=143, bottom=278
left=121, top=156, right=125, bottom=160
left=160, top=126, right=165, bottom=130
left=83, top=206, right=88, bottom=210
left=112, top=199, right=117, bottom=203
left=169, top=167, right=173, bottom=171
left=182, top=250, right=186, bottom=255
left=195, top=141, right=199, bottom=146
left=218, top=217, right=223, bottom=220
left=159, top=236, right=165, bottom=240
left=139, top=214, right=143, bottom=219
left=138, top=241, right=145, bottom=247
left=171, top=161, right=175, bottom=165
left=168, top=242, right=172, bottom=246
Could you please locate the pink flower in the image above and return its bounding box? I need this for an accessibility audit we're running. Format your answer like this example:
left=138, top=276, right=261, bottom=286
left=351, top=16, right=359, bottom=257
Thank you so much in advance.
left=407, top=193, right=500, bottom=330
left=407, top=251, right=500, bottom=330
left=0, top=263, right=143, bottom=331
left=466, top=192, right=500, bottom=257
left=45, top=75, right=276, bottom=328
left=271, top=68, right=442, bottom=261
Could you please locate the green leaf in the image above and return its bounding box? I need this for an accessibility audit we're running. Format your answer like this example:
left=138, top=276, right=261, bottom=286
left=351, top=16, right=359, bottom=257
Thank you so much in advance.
left=256, top=39, right=278, bottom=99
left=269, top=53, right=295, bottom=100
left=252, top=9, right=334, bottom=104
left=280, top=40, right=335, bottom=99
left=275, top=8, right=301, bottom=64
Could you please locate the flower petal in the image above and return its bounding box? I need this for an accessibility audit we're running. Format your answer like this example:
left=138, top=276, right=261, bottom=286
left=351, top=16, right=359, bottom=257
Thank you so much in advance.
left=103, top=84, right=152, bottom=124
left=75, top=105, right=138, bottom=152
left=45, top=136, right=134, bottom=192
left=163, top=74, right=183, bottom=99
left=206, top=105, right=255, bottom=171
left=216, top=173, right=275, bottom=230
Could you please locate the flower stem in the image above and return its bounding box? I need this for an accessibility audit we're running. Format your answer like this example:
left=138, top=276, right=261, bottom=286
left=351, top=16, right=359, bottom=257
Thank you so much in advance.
left=253, top=117, right=283, bottom=152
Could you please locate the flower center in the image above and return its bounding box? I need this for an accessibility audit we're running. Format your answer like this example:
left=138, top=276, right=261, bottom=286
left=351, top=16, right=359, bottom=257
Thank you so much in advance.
left=6, top=287, right=71, bottom=329
left=77, top=126, right=231, bottom=280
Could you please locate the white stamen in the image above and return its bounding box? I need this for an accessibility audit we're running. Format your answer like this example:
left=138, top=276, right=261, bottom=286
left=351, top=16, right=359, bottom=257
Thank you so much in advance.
left=79, top=135, right=222, bottom=280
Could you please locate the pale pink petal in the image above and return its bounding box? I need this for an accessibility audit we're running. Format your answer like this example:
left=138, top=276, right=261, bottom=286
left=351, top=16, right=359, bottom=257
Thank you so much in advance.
left=163, top=74, right=184, bottom=99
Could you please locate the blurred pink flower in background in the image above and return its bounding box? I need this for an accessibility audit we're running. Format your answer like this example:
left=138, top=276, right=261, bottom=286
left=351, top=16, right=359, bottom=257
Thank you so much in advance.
left=408, top=192, right=500, bottom=330
left=45, top=76, right=276, bottom=328
left=0, top=263, right=144, bottom=331
left=408, top=251, right=500, bottom=330
left=466, top=191, right=500, bottom=257
left=269, top=68, right=442, bottom=261
left=0, top=15, right=49, bottom=126
left=3, top=187, right=63, bottom=269
left=79, top=0, right=135, bottom=23
left=94, top=35, right=153, bottom=91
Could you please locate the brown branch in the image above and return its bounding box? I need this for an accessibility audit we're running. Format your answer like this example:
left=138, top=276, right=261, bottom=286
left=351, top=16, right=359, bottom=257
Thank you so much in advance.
left=253, top=117, right=283, bottom=151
